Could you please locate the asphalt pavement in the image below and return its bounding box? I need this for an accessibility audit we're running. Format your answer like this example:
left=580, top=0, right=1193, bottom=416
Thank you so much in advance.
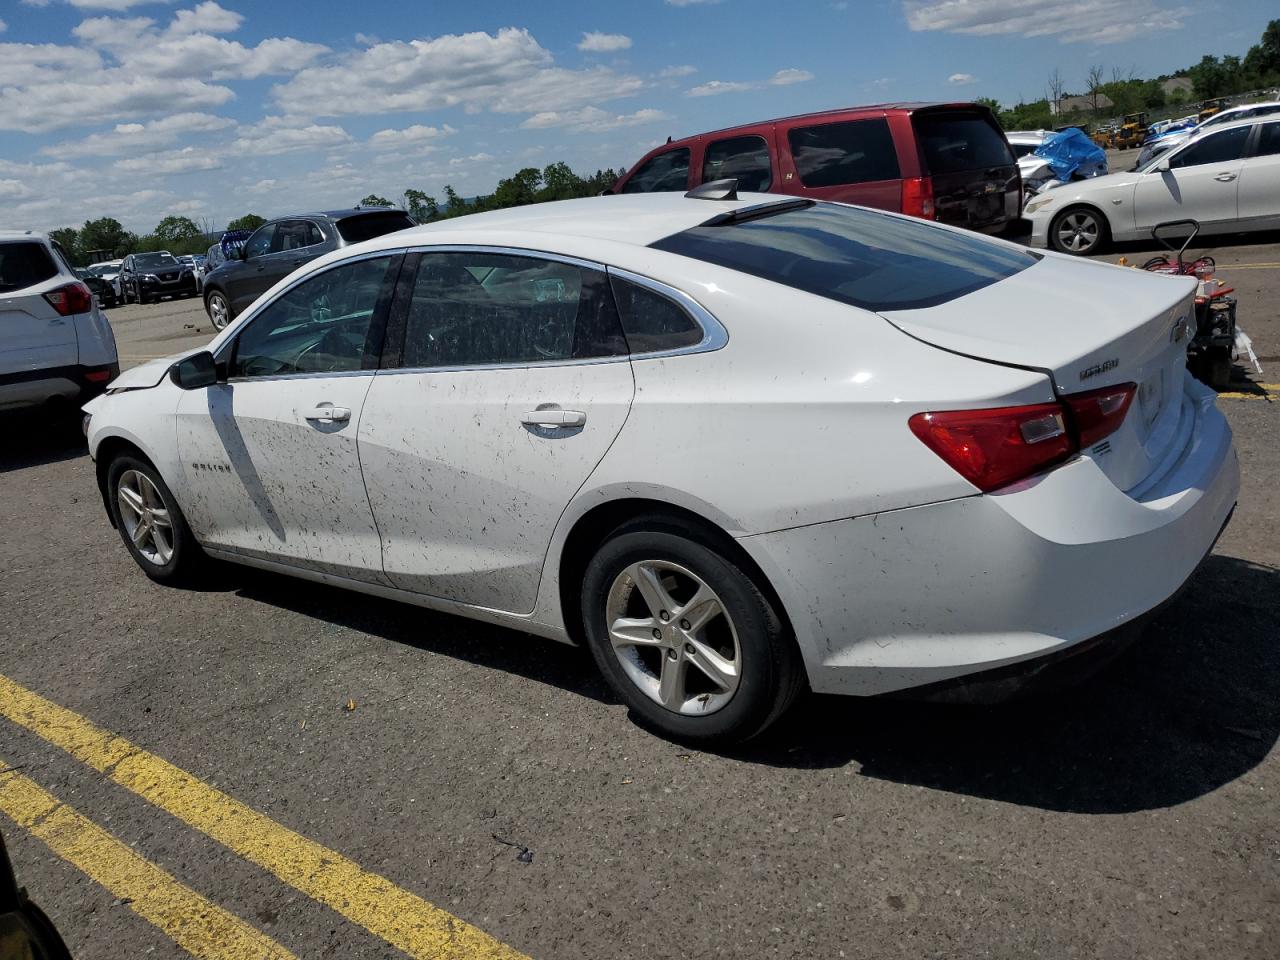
left=1, top=230, right=1277, bottom=959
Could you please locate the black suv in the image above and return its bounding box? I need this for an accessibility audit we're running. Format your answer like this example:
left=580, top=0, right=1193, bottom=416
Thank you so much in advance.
left=202, top=207, right=416, bottom=328
left=119, top=251, right=198, bottom=304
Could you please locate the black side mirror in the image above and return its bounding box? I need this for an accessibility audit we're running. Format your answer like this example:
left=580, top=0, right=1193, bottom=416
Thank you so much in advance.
left=237, top=246, right=249, bottom=261
left=170, top=351, right=220, bottom=390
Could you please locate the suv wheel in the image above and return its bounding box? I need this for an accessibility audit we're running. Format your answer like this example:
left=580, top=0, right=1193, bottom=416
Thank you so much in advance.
left=206, top=290, right=232, bottom=329
left=107, top=455, right=205, bottom=584
left=581, top=517, right=804, bottom=744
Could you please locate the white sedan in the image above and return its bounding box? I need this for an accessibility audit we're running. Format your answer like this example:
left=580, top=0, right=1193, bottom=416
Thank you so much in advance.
left=83, top=191, right=1239, bottom=743
left=1026, top=115, right=1280, bottom=255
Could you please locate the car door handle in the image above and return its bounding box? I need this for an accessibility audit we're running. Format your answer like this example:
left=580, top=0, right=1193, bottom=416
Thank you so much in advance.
left=304, top=405, right=351, bottom=423
left=521, top=409, right=586, bottom=428
left=1214, top=173, right=1237, bottom=182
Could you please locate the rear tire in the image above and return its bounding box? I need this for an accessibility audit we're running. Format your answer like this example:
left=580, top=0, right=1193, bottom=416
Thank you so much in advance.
left=581, top=517, right=804, bottom=745
left=206, top=290, right=232, bottom=329
left=107, top=455, right=206, bottom=585
left=1049, top=206, right=1109, bottom=256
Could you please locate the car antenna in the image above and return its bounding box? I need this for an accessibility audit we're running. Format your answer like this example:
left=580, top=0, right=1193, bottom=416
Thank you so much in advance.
left=685, top=179, right=739, bottom=201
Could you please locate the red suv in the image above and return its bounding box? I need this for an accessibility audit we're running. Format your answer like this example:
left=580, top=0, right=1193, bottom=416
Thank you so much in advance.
left=612, top=102, right=1020, bottom=233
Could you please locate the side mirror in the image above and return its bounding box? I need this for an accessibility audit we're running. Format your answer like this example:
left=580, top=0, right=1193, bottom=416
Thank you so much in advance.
left=237, top=246, right=250, bottom=261
left=170, top=351, right=220, bottom=390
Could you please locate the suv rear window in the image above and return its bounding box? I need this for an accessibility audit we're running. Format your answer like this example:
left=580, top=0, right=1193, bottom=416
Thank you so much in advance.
left=0, top=242, right=58, bottom=293
left=914, top=112, right=1014, bottom=174
left=787, top=119, right=901, bottom=187
left=650, top=201, right=1036, bottom=311
left=336, top=211, right=415, bottom=244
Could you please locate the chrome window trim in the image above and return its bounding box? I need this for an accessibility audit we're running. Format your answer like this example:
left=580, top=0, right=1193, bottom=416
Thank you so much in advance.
left=406, top=243, right=607, bottom=272
left=606, top=265, right=729, bottom=360
left=215, top=247, right=408, bottom=377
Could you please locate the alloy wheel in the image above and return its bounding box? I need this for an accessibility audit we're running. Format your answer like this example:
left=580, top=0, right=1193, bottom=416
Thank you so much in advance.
left=604, top=560, right=741, bottom=715
left=208, top=293, right=229, bottom=329
left=116, top=469, right=174, bottom=566
left=1057, top=211, right=1100, bottom=253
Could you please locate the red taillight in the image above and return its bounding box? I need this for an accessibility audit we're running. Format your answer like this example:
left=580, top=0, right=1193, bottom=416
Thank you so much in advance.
left=909, top=383, right=1137, bottom=492
left=84, top=369, right=113, bottom=383
left=1064, top=382, right=1136, bottom=448
left=902, top=176, right=935, bottom=220
left=43, top=281, right=93, bottom=317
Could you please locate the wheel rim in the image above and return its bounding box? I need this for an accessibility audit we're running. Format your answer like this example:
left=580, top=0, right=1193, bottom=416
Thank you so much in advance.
left=1057, top=212, right=1099, bottom=253
left=604, top=560, right=741, bottom=716
left=209, top=294, right=229, bottom=329
left=116, top=470, right=174, bottom=566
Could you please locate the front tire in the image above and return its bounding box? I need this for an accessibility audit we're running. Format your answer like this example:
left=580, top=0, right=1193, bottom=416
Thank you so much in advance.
left=107, top=455, right=205, bottom=584
left=1050, top=206, right=1109, bottom=256
left=206, top=290, right=232, bottom=329
left=581, top=518, right=803, bottom=745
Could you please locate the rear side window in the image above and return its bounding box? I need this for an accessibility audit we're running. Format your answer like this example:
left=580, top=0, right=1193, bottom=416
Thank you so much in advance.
left=1256, top=122, right=1280, bottom=157
left=400, top=252, right=626, bottom=369
left=788, top=119, right=901, bottom=187
left=703, top=136, right=772, bottom=192
left=0, top=243, right=58, bottom=292
left=650, top=201, right=1037, bottom=311
left=621, top=149, right=691, bottom=193
left=336, top=211, right=415, bottom=244
left=609, top=276, right=703, bottom=354
left=273, top=219, right=324, bottom=251
left=1170, top=126, right=1250, bottom=168
left=914, top=112, right=1014, bottom=174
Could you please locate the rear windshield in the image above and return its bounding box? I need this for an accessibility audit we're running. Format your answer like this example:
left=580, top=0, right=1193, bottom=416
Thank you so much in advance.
left=649, top=201, right=1037, bottom=311
left=914, top=112, right=1014, bottom=174
left=0, top=242, right=58, bottom=293
left=336, top=211, right=416, bottom=244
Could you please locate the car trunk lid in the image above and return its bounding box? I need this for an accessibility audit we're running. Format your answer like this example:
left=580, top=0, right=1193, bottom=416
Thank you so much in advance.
left=879, top=254, right=1198, bottom=493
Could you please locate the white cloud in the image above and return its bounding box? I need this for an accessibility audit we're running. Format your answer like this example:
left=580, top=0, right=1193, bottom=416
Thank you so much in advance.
left=271, top=28, right=644, bottom=118
left=687, top=80, right=756, bottom=97
left=0, top=18, right=6, bottom=33
left=115, top=146, right=221, bottom=174
left=168, top=1, right=242, bottom=36
left=666, top=0, right=722, bottom=5
left=903, top=0, right=1188, bottom=44
left=368, top=123, right=457, bottom=148
left=770, top=68, right=813, bottom=86
left=230, top=116, right=352, bottom=156
left=449, top=152, right=494, bottom=166
left=577, top=31, right=631, bottom=52
left=43, top=112, right=233, bottom=157
left=69, top=0, right=168, bottom=9
left=658, top=64, right=697, bottom=78
left=948, top=72, right=978, bottom=85
left=520, top=106, right=666, bottom=132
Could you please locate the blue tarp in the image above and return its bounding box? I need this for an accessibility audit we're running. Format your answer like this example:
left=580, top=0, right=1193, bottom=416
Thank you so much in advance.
left=219, top=229, right=252, bottom=259
left=1033, top=128, right=1108, bottom=181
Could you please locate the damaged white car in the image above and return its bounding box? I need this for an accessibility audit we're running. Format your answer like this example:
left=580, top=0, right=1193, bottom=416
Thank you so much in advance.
left=83, top=190, right=1239, bottom=743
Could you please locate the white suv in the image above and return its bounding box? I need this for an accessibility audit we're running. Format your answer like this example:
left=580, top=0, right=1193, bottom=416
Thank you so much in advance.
left=0, top=231, right=119, bottom=413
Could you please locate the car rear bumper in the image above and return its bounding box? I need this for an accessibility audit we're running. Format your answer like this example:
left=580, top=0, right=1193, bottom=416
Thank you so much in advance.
left=739, top=377, right=1240, bottom=697
left=0, top=363, right=120, bottom=411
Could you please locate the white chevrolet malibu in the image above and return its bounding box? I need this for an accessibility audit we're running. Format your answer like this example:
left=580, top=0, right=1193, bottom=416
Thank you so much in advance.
left=83, top=191, right=1239, bottom=743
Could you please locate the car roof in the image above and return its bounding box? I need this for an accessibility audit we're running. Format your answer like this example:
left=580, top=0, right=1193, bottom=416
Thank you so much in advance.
left=357, top=193, right=792, bottom=251
left=0, top=230, right=47, bottom=242
left=658, top=101, right=988, bottom=146
left=1186, top=113, right=1278, bottom=138
left=271, top=207, right=404, bottom=222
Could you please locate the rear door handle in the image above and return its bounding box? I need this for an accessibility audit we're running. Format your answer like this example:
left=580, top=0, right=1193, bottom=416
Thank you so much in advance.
left=304, top=404, right=351, bottom=423
left=521, top=409, right=586, bottom=428
left=1214, top=173, right=1237, bottom=182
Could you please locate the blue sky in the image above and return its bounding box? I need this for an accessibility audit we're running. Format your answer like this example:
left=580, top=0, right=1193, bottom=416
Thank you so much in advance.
left=1, top=0, right=1275, bottom=234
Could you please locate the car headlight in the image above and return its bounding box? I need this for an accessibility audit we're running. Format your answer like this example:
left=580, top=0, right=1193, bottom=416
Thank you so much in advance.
left=143, top=273, right=159, bottom=282
left=1024, top=196, right=1056, bottom=215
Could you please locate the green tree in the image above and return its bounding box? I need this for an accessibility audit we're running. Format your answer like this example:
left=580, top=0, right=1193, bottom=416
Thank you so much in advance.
left=401, top=188, right=438, bottom=222
left=227, top=213, right=267, bottom=232
left=154, top=215, right=202, bottom=246
left=360, top=193, right=393, bottom=207
left=489, top=168, right=543, bottom=209
left=443, top=185, right=469, bottom=218
left=47, top=227, right=81, bottom=264
left=539, top=161, right=582, bottom=202
left=1189, top=55, right=1230, bottom=99
left=78, top=217, right=132, bottom=259
left=1243, top=19, right=1280, bottom=81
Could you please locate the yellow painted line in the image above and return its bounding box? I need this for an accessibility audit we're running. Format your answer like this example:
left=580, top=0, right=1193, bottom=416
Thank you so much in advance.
left=0, top=761, right=296, bottom=960
left=0, top=675, right=529, bottom=960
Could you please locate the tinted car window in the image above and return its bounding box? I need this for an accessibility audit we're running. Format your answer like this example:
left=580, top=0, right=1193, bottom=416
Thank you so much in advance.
left=621, top=149, right=691, bottom=193
left=1169, top=126, right=1250, bottom=168
left=650, top=201, right=1036, bottom=311
left=244, top=224, right=275, bottom=259
left=1256, top=122, right=1280, bottom=157
left=231, top=256, right=393, bottom=378
left=914, top=112, right=1014, bottom=174
left=401, top=252, right=625, bottom=368
left=132, top=253, right=180, bottom=271
left=788, top=119, right=901, bottom=187
left=0, top=243, right=58, bottom=292
left=703, top=136, right=772, bottom=192
left=272, top=220, right=324, bottom=252
left=335, top=211, right=415, bottom=244
left=609, top=276, right=703, bottom=354
left=1009, top=142, right=1039, bottom=158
